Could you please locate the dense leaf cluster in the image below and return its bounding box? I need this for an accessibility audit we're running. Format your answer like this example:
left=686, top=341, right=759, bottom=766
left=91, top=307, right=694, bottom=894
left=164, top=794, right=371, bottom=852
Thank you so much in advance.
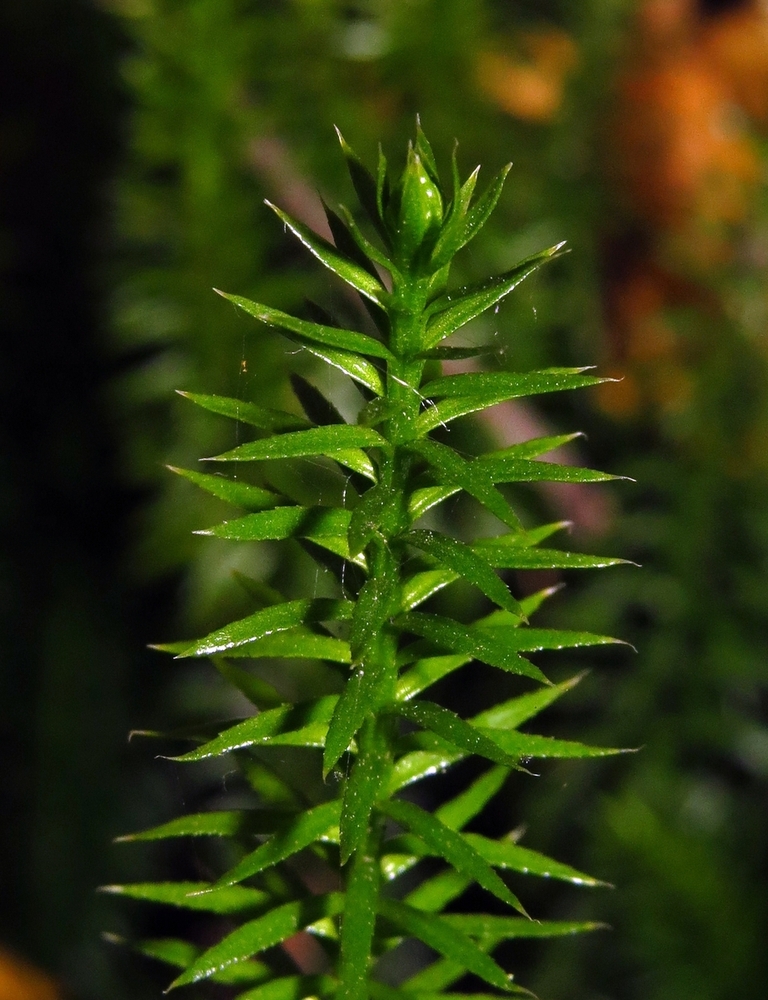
left=110, top=128, right=629, bottom=999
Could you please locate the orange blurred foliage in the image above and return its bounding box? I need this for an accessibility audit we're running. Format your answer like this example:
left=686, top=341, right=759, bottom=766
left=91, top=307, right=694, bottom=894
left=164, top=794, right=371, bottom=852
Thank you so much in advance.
left=599, top=0, right=768, bottom=419
left=476, top=30, right=579, bottom=123
left=0, top=947, right=60, bottom=1000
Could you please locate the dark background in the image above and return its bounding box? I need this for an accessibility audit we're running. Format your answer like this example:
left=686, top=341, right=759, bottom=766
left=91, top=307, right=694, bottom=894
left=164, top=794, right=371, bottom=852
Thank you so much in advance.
left=1, top=1, right=767, bottom=998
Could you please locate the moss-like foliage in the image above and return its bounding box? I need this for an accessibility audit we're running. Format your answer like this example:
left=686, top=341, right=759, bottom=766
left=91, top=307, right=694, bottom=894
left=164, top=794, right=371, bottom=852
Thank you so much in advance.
left=110, top=126, right=630, bottom=999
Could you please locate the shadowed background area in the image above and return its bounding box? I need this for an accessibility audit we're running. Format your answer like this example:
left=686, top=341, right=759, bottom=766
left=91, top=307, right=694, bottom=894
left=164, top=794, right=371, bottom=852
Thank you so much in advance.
left=1, top=0, right=767, bottom=997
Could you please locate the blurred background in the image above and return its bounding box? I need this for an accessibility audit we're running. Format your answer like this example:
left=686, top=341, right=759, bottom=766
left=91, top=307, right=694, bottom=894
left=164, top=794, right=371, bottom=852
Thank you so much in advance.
left=1, top=0, right=767, bottom=997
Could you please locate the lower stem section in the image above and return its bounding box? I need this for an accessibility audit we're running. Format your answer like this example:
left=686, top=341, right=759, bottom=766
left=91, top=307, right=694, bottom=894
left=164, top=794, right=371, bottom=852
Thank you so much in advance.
left=339, top=810, right=383, bottom=1000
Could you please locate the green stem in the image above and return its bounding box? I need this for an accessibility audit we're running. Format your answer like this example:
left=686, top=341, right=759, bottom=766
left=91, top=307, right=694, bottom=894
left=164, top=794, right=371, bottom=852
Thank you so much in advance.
left=339, top=793, right=385, bottom=1000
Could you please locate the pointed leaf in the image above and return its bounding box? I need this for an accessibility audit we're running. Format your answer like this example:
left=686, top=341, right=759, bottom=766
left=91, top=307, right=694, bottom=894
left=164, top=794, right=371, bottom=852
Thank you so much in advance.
left=415, top=119, right=440, bottom=183
left=472, top=625, right=623, bottom=655
left=265, top=203, right=387, bottom=305
left=381, top=799, right=525, bottom=913
left=389, top=678, right=592, bottom=792
left=462, top=833, right=609, bottom=887
left=129, top=937, right=199, bottom=972
left=387, top=981, right=533, bottom=1000
left=218, top=290, right=391, bottom=360
left=101, top=881, right=268, bottom=914
left=482, top=729, right=632, bottom=760
left=441, top=913, right=608, bottom=944
left=502, top=521, right=571, bottom=547
left=297, top=341, right=384, bottom=396
left=168, top=467, right=281, bottom=510
left=377, top=899, right=515, bottom=993
left=206, top=425, right=386, bottom=463
left=177, top=391, right=307, bottom=432
left=481, top=432, right=584, bottom=461
left=429, top=166, right=480, bottom=268
left=420, top=367, right=607, bottom=402
left=213, top=801, right=341, bottom=887
left=384, top=767, right=508, bottom=870
left=518, top=583, right=563, bottom=618
left=388, top=147, right=444, bottom=265
left=337, top=203, right=396, bottom=273
left=473, top=673, right=585, bottom=730
left=197, top=506, right=351, bottom=545
left=394, top=700, right=523, bottom=769
left=460, top=163, right=513, bottom=249
left=424, top=244, right=565, bottom=347
left=479, top=457, right=624, bottom=485
left=325, top=201, right=390, bottom=278
left=407, top=529, right=522, bottom=615
left=336, top=127, right=389, bottom=242
left=416, top=394, right=505, bottom=434
left=221, top=629, right=351, bottom=664
left=475, top=545, right=632, bottom=571
left=118, top=937, right=268, bottom=984
left=168, top=894, right=344, bottom=989
left=409, top=440, right=522, bottom=531
left=164, top=598, right=352, bottom=658
left=116, top=811, right=247, bottom=842
left=170, top=696, right=338, bottom=762
left=399, top=613, right=549, bottom=683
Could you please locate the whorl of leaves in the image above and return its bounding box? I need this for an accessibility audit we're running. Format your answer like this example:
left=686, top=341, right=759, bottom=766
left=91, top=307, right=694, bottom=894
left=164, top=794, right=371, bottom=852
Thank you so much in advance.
left=109, top=125, right=630, bottom=999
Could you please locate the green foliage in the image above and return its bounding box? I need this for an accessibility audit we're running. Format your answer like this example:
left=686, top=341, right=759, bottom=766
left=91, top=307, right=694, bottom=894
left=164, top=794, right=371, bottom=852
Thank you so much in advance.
left=114, top=130, right=628, bottom=997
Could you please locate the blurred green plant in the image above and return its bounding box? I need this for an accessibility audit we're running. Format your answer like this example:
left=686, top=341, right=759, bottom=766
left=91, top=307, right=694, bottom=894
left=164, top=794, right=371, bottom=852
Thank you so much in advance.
left=106, top=128, right=631, bottom=997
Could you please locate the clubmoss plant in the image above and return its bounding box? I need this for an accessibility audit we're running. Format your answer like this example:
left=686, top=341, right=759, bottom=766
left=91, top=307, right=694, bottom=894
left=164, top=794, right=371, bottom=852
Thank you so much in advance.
left=109, top=125, right=630, bottom=999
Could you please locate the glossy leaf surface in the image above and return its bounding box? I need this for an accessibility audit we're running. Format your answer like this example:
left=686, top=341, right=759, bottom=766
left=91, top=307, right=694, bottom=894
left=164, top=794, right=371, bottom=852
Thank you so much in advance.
left=165, top=599, right=352, bottom=658
left=264, top=204, right=387, bottom=305
left=424, top=244, right=565, bottom=346
left=207, top=425, right=386, bottom=464
left=406, top=529, right=522, bottom=614
left=169, top=894, right=345, bottom=989
left=169, top=466, right=280, bottom=509
left=177, top=391, right=308, bottom=432
left=171, top=697, right=338, bottom=761
left=132, top=129, right=628, bottom=1000
left=398, top=613, right=549, bottom=682
left=394, top=700, right=524, bottom=769
left=382, top=798, right=525, bottom=913
left=378, top=899, right=515, bottom=993
left=213, top=801, right=341, bottom=887
left=101, top=881, right=268, bottom=914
